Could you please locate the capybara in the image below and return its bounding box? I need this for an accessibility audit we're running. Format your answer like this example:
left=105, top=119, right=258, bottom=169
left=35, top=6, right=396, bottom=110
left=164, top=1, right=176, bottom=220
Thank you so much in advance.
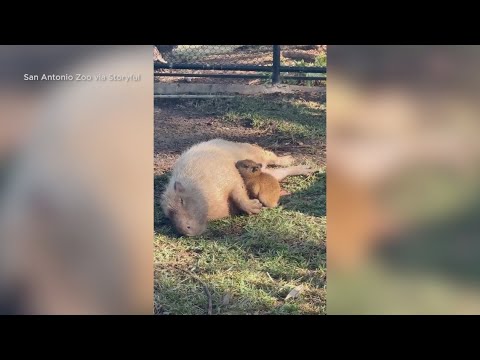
left=161, top=139, right=313, bottom=236
left=235, top=159, right=281, bottom=208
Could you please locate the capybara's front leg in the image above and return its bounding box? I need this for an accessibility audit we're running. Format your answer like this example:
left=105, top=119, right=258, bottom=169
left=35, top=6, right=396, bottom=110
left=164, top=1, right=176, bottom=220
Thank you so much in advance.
left=263, top=165, right=314, bottom=182
left=258, top=193, right=279, bottom=208
left=230, top=186, right=263, bottom=215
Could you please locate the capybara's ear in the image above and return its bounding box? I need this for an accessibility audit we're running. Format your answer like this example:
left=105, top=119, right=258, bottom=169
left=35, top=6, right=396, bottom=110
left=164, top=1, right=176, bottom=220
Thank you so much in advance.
left=174, top=181, right=185, bottom=193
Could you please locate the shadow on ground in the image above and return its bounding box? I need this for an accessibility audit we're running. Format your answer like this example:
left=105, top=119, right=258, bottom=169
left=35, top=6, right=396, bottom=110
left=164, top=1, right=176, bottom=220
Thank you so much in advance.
left=154, top=171, right=326, bottom=315
left=154, top=213, right=326, bottom=315
left=280, top=172, right=326, bottom=217
left=154, top=94, right=326, bottom=153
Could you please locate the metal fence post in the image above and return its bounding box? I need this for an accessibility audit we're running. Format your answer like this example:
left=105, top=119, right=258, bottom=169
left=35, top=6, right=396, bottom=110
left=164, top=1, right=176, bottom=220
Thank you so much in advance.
left=272, top=45, right=281, bottom=84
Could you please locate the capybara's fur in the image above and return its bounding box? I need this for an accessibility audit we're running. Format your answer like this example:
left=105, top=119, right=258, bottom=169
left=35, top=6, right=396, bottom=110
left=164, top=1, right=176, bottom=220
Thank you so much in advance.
left=235, top=159, right=281, bottom=208
left=161, top=139, right=313, bottom=236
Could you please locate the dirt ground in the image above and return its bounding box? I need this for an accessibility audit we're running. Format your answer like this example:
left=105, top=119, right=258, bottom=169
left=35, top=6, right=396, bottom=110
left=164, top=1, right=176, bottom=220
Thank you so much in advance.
left=154, top=93, right=326, bottom=176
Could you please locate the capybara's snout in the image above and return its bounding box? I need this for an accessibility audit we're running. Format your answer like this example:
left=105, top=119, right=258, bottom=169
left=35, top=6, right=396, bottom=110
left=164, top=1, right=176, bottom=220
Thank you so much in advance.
left=175, top=224, right=207, bottom=237
left=172, top=217, right=207, bottom=237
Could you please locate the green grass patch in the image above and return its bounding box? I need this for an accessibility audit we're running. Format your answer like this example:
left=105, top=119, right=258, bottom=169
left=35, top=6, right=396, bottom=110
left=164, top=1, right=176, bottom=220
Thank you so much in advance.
left=178, top=95, right=326, bottom=141
left=155, top=169, right=326, bottom=315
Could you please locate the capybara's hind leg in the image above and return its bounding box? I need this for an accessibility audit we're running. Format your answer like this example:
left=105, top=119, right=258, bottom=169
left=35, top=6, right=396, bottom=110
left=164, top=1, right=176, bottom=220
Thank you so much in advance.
left=250, top=145, right=294, bottom=167
left=263, top=165, right=314, bottom=182
left=230, top=186, right=263, bottom=215
left=263, top=150, right=294, bottom=167
left=273, top=154, right=295, bottom=167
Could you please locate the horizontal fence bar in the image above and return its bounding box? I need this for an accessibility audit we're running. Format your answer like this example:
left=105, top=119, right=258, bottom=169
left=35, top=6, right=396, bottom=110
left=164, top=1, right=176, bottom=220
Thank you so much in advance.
left=279, top=66, right=326, bottom=73
left=154, top=73, right=271, bottom=79
left=154, top=62, right=326, bottom=73
left=155, top=63, right=269, bottom=72
left=282, top=76, right=326, bottom=81
left=155, top=95, right=235, bottom=99
left=155, top=73, right=326, bottom=81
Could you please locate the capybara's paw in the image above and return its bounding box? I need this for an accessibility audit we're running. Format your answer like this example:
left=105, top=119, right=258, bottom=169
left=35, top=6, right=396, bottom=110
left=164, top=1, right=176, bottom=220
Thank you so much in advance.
left=277, top=155, right=295, bottom=166
left=279, top=189, right=291, bottom=196
left=246, top=199, right=263, bottom=214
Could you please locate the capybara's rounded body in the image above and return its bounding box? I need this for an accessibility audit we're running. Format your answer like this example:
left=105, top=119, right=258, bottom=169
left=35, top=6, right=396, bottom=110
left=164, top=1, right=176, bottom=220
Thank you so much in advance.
left=161, top=139, right=275, bottom=236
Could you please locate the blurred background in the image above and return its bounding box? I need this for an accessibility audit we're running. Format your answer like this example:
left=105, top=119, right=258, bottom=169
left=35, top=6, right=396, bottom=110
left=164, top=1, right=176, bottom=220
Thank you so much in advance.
left=7, top=44, right=480, bottom=314
left=328, top=45, right=480, bottom=314
left=0, top=45, right=152, bottom=314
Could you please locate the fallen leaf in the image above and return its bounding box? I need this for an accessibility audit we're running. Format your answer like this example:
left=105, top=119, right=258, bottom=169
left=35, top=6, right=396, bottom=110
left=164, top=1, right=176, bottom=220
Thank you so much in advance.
left=285, top=285, right=304, bottom=301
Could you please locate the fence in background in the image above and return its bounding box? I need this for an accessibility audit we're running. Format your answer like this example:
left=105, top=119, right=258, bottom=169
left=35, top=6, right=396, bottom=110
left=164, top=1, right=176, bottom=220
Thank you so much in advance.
left=154, top=45, right=326, bottom=85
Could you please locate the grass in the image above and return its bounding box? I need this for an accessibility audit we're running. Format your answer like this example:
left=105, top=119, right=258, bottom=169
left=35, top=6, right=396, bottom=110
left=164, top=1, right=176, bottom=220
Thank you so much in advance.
left=257, top=53, right=327, bottom=87
left=186, top=94, right=326, bottom=141
left=154, top=94, right=326, bottom=315
left=283, top=54, right=327, bottom=87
